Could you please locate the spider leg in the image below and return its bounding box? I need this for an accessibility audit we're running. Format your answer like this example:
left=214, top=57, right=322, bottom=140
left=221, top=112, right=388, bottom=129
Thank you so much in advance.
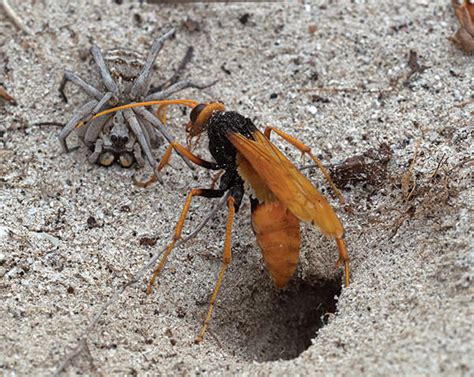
left=132, top=107, right=194, bottom=170
left=59, top=100, right=97, bottom=152
left=139, top=116, right=162, bottom=148
left=146, top=188, right=227, bottom=293
left=91, top=44, right=119, bottom=95
left=133, top=142, right=146, bottom=167
left=59, top=92, right=113, bottom=146
left=59, top=70, right=104, bottom=103
left=83, top=114, right=113, bottom=147
left=145, top=79, right=217, bottom=101
left=91, top=91, right=114, bottom=113
left=87, top=138, right=104, bottom=164
left=195, top=195, right=236, bottom=343
left=130, top=28, right=176, bottom=98
left=135, top=116, right=153, bottom=153
left=123, top=109, right=157, bottom=169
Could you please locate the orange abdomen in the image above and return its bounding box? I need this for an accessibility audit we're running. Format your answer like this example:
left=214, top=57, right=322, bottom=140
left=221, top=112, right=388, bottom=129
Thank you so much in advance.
left=251, top=202, right=301, bottom=288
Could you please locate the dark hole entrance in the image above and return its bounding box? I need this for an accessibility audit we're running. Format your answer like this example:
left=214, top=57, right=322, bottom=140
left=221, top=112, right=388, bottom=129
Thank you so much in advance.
left=260, top=279, right=341, bottom=361
left=214, top=277, right=342, bottom=362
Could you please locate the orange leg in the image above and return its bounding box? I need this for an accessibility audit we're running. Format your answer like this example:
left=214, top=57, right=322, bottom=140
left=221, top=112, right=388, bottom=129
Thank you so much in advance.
left=134, top=143, right=174, bottom=188
left=336, top=238, right=350, bottom=288
left=171, top=142, right=219, bottom=170
left=135, top=142, right=219, bottom=188
left=263, top=126, right=346, bottom=206
left=147, top=188, right=226, bottom=294
left=195, top=196, right=236, bottom=343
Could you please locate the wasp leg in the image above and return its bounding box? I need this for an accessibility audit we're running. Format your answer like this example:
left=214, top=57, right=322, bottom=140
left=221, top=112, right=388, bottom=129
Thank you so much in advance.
left=336, top=238, right=350, bottom=288
left=146, top=188, right=226, bottom=294
left=171, top=142, right=220, bottom=170
left=130, top=28, right=176, bottom=98
left=263, top=126, right=346, bottom=206
left=195, top=196, right=236, bottom=343
left=135, top=142, right=219, bottom=188
left=134, top=143, right=173, bottom=188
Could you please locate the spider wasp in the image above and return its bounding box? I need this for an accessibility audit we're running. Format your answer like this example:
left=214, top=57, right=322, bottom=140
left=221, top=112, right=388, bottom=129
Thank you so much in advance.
left=91, top=100, right=351, bottom=343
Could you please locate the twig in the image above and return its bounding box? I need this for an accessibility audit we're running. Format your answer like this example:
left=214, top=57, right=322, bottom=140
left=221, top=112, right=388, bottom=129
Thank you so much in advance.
left=429, top=154, right=447, bottom=182
left=300, top=86, right=369, bottom=94
left=403, top=50, right=428, bottom=87
left=1, top=0, right=32, bottom=35
left=155, top=46, right=194, bottom=92
left=31, top=121, right=65, bottom=127
left=401, top=139, right=420, bottom=202
left=53, top=193, right=229, bottom=376
left=456, top=98, right=474, bottom=108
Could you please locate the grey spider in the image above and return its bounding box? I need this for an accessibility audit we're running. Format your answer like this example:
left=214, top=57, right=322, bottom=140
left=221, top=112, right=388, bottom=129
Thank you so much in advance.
left=59, top=28, right=210, bottom=172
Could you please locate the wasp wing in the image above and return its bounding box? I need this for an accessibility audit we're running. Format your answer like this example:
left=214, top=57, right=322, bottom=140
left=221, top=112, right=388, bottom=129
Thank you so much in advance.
left=227, top=130, right=344, bottom=238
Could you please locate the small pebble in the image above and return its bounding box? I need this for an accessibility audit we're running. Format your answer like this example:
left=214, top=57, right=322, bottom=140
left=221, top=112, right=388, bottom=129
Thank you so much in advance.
left=307, top=105, right=318, bottom=115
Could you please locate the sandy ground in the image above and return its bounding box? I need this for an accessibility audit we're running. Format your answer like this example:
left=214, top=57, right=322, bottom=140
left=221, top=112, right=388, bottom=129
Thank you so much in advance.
left=1, top=1, right=473, bottom=376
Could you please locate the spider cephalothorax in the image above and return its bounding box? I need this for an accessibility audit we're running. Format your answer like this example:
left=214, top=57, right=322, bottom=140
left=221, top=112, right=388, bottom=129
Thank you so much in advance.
left=59, top=28, right=212, bottom=170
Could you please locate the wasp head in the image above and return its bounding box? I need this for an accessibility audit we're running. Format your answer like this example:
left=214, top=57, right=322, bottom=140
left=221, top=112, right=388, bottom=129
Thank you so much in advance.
left=187, top=102, right=225, bottom=136
left=186, top=102, right=225, bottom=148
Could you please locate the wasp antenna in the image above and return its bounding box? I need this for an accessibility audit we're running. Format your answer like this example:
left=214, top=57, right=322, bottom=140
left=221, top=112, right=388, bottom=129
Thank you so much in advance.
left=90, top=99, right=200, bottom=121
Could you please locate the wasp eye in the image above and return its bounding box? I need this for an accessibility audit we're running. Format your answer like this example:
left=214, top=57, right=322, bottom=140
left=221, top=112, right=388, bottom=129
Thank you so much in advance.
left=190, top=103, right=206, bottom=124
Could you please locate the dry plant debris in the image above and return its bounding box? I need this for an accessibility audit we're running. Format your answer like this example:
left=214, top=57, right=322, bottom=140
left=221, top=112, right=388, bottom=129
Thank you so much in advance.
left=301, top=49, right=429, bottom=97
left=0, top=84, right=16, bottom=105
left=328, top=143, right=392, bottom=190
left=450, top=0, right=474, bottom=53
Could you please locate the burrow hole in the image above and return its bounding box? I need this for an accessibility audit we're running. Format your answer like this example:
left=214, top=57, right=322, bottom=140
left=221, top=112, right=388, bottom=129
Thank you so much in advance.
left=212, top=278, right=342, bottom=362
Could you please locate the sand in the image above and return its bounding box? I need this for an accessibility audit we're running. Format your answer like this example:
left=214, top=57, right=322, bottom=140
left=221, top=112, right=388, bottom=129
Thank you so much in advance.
left=1, top=1, right=473, bottom=376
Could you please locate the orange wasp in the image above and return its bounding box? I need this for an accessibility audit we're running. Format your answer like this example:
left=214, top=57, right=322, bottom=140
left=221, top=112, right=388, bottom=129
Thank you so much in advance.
left=90, top=100, right=351, bottom=342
